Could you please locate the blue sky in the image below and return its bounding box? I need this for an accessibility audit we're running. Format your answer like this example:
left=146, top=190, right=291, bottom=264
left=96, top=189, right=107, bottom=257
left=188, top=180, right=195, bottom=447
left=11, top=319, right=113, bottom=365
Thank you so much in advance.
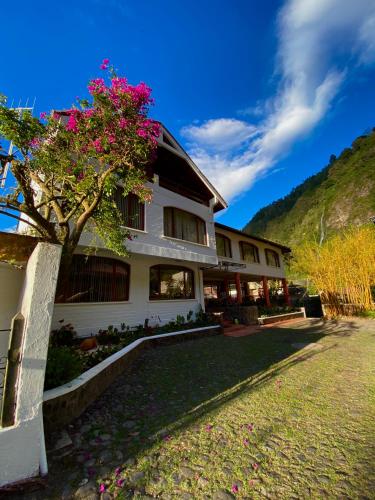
left=1, top=0, right=375, bottom=231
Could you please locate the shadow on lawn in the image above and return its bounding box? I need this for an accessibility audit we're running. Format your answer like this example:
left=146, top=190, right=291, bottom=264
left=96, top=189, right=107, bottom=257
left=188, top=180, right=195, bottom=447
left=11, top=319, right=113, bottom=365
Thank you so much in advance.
left=66, top=320, right=359, bottom=452
left=9, top=318, right=371, bottom=500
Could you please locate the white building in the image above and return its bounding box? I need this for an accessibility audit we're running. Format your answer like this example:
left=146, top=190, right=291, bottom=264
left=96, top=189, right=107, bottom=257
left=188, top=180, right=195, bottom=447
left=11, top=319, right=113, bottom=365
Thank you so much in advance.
left=11, top=125, right=291, bottom=338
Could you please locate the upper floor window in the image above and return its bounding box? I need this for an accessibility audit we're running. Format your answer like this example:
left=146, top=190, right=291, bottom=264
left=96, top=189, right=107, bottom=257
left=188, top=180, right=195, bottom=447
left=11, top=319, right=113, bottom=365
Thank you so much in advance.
left=164, top=207, right=206, bottom=245
left=240, top=241, right=260, bottom=263
left=114, top=188, right=145, bottom=231
left=55, top=255, right=130, bottom=303
left=265, top=249, right=280, bottom=267
left=149, top=265, right=195, bottom=300
left=216, top=233, right=232, bottom=258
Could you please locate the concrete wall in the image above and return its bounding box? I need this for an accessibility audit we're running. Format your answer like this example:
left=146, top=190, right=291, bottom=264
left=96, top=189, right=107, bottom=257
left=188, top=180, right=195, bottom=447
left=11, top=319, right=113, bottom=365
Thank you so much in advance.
left=0, top=263, right=25, bottom=358
left=43, top=325, right=222, bottom=432
left=52, top=253, right=205, bottom=337
left=79, top=179, right=218, bottom=266
left=214, top=226, right=286, bottom=279
left=0, top=243, right=61, bottom=487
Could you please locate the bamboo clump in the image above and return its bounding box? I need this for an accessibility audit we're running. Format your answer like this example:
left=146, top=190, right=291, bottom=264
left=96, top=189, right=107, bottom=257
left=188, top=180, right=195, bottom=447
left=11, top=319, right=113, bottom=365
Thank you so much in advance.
left=291, top=225, right=375, bottom=317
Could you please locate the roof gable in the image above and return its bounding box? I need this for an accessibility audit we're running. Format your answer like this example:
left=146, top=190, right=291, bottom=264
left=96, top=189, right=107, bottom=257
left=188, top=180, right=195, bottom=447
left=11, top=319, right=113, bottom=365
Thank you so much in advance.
left=155, top=124, right=227, bottom=212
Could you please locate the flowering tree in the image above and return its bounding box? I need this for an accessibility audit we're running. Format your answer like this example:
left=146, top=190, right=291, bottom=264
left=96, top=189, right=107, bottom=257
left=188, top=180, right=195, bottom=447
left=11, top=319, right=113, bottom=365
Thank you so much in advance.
left=0, top=60, right=160, bottom=278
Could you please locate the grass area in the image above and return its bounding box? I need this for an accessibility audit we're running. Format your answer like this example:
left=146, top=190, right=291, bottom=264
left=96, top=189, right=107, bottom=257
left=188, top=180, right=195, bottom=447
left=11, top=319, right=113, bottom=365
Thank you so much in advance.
left=43, top=318, right=375, bottom=499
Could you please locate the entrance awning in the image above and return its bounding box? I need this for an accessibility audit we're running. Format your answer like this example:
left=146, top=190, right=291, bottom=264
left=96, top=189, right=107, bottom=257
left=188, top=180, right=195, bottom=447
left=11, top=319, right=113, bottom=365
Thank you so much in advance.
left=200, top=260, right=246, bottom=272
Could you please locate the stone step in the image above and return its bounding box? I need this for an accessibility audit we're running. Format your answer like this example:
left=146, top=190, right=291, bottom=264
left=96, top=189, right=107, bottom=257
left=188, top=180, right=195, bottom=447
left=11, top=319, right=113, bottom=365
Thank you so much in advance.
left=223, top=324, right=246, bottom=333
left=224, top=325, right=262, bottom=337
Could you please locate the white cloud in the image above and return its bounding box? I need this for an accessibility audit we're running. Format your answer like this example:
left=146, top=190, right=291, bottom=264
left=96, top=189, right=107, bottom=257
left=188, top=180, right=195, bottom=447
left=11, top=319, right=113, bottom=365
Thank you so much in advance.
left=181, top=0, right=375, bottom=202
left=181, top=118, right=258, bottom=152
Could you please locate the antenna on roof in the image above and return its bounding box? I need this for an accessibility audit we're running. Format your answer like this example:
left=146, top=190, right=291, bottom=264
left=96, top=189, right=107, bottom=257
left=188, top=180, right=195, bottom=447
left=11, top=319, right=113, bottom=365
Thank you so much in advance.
left=0, top=98, right=36, bottom=189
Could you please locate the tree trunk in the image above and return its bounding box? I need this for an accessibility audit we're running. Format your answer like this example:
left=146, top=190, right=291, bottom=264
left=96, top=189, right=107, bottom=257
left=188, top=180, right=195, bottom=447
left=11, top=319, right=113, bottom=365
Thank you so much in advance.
left=54, top=242, right=77, bottom=302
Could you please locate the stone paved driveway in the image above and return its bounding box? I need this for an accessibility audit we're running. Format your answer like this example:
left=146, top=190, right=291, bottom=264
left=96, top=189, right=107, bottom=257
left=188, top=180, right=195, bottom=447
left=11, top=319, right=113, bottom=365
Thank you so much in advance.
left=19, top=319, right=375, bottom=499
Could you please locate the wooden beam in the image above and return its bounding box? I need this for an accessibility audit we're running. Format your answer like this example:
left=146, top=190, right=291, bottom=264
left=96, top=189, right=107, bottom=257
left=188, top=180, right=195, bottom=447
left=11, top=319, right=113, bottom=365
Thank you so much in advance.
left=262, top=276, right=271, bottom=307
left=282, top=278, right=291, bottom=306
left=235, top=272, right=242, bottom=304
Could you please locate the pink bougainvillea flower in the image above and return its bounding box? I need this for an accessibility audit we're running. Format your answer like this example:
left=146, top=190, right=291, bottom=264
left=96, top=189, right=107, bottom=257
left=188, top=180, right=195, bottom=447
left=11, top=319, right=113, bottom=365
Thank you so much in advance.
left=231, top=484, right=239, bottom=494
left=99, top=483, right=106, bottom=493
left=100, top=58, right=110, bottom=70
left=118, top=117, right=128, bottom=129
left=243, top=438, right=250, bottom=446
left=247, top=423, right=254, bottom=432
left=252, top=463, right=259, bottom=471
left=93, top=138, right=104, bottom=153
left=116, top=478, right=125, bottom=487
left=66, top=114, right=79, bottom=133
left=115, top=467, right=122, bottom=476
left=88, top=78, right=106, bottom=95
left=29, top=138, right=40, bottom=148
left=111, top=77, right=128, bottom=93
left=205, top=424, right=213, bottom=432
left=136, top=128, right=148, bottom=139
left=84, top=109, right=95, bottom=119
left=40, top=111, right=47, bottom=120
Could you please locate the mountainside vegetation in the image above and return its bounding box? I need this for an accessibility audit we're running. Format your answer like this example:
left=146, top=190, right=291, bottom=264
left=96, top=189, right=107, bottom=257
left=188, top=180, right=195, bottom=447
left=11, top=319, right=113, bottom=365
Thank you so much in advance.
left=244, top=130, right=375, bottom=247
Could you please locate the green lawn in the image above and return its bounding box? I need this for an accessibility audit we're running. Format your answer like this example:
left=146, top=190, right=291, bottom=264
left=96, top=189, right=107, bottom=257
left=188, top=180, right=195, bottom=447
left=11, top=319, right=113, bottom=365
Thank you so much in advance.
left=43, top=318, right=375, bottom=499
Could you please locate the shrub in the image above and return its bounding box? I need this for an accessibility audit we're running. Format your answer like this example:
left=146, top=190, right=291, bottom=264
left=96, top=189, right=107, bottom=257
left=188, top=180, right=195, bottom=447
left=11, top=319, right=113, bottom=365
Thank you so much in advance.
left=50, top=322, right=77, bottom=347
left=97, top=325, right=121, bottom=345
left=44, top=346, right=84, bottom=390
left=80, top=345, right=120, bottom=369
left=290, top=225, right=375, bottom=317
left=258, top=306, right=298, bottom=317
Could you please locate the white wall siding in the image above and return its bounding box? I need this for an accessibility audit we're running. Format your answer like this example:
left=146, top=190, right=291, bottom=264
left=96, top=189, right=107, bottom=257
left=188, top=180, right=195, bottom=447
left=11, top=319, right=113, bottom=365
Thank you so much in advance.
left=52, top=254, right=203, bottom=337
left=214, top=227, right=286, bottom=279
left=79, top=180, right=218, bottom=265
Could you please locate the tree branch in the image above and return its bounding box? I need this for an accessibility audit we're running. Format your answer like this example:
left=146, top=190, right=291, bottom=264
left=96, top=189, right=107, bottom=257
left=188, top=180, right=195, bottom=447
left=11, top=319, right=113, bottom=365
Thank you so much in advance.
left=63, top=193, right=88, bottom=223
left=11, top=162, right=59, bottom=241
left=0, top=210, right=46, bottom=236
left=28, top=171, right=66, bottom=224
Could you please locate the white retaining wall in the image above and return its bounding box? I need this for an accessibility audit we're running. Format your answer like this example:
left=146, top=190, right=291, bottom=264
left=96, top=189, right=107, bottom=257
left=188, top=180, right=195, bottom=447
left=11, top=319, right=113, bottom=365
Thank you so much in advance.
left=0, top=243, right=61, bottom=487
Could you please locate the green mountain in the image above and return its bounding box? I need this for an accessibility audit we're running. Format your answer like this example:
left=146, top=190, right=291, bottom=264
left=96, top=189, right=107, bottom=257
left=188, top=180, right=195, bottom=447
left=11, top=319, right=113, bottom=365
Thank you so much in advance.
left=243, top=130, right=375, bottom=248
